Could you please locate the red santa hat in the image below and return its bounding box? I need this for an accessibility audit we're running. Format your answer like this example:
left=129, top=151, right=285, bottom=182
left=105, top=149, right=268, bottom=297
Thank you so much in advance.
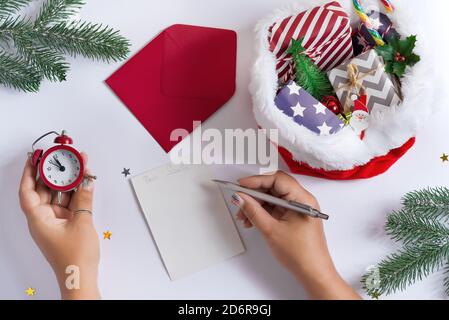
left=353, top=95, right=368, bottom=113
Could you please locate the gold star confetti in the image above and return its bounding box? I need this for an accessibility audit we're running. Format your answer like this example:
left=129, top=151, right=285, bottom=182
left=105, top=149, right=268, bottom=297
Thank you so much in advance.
left=103, top=231, right=112, bottom=240
left=25, top=287, right=36, bottom=296
left=441, top=154, right=449, bottom=162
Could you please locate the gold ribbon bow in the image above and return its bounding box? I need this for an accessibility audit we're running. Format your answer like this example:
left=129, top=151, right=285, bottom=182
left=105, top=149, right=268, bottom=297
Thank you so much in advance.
left=336, top=63, right=380, bottom=113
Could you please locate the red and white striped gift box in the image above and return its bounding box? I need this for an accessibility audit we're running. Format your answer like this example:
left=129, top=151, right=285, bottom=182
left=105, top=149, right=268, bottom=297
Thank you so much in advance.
left=268, top=1, right=354, bottom=82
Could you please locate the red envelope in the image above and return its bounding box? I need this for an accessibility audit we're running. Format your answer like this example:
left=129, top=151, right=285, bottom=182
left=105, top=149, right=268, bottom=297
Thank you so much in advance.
left=106, top=24, right=237, bottom=152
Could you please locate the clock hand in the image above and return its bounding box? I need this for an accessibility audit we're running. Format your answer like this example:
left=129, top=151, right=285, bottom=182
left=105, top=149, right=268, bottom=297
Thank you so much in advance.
left=52, top=157, right=66, bottom=172
left=49, top=160, right=60, bottom=168
left=53, top=156, right=63, bottom=167
left=53, top=156, right=66, bottom=171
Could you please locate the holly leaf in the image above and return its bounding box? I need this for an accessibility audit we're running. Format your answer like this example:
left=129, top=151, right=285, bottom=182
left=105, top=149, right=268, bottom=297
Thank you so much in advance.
left=407, top=53, right=421, bottom=67
left=393, top=61, right=407, bottom=78
left=384, top=61, right=395, bottom=75
left=388, top=33, right=400, bottom=51
left=399, top=35, right=417, bottom=57
left=376, top=45, right=395, bottom=62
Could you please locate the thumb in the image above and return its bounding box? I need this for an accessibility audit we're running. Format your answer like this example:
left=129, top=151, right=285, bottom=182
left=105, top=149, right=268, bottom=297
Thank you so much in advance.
left=69, top=178, right=94, bottom=225
left=234, top=193, right=277, bottom=236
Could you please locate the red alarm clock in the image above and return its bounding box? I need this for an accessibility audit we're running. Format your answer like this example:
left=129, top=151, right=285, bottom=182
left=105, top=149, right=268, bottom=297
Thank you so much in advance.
left=30, top=130, right=85, bottom=195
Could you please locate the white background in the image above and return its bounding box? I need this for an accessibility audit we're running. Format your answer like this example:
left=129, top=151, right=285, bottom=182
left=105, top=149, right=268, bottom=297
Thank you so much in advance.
left=0, top=0, right=448, bottom=300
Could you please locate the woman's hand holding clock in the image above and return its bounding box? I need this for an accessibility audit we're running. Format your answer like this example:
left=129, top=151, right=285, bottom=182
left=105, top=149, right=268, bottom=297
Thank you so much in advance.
left=19, top=152, right=100, bottom=300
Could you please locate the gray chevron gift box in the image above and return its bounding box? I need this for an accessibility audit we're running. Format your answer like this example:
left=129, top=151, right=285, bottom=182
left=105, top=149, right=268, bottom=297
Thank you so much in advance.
left=327, top=49, right=402, bottom=114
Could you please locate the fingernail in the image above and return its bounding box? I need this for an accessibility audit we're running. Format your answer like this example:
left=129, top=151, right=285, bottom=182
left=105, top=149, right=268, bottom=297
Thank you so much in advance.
left=82, top=178, right=94, bottom=192
left=231, top=193, right=243, bottom=208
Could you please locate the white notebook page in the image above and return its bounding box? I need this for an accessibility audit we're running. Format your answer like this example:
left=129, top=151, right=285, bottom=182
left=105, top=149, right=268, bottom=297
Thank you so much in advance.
left=131, top=163, right=245, bottom=280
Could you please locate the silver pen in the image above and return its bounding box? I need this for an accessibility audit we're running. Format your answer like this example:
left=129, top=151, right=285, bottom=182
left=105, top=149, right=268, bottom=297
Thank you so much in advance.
left=213, top=179, right=329, bottom=220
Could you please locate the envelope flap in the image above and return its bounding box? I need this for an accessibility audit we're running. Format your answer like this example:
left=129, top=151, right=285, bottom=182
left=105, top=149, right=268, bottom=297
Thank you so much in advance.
left=161, top=24, right=236, bottom=101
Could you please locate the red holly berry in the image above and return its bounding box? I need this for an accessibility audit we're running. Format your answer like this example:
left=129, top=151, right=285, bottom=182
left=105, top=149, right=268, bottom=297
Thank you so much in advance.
left=395, top=52, right=406, bottom=62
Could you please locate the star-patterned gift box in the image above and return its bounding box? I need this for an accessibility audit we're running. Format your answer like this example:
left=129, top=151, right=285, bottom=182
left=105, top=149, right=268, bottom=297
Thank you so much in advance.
left=352, top=10, right=399, bottom=56
left=274, top=81, right=344, bottom=136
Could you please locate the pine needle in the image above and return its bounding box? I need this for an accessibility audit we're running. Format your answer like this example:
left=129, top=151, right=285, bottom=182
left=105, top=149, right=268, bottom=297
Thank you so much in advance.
left=34, top=0, right=84, bottom=26
left=0, top=50, right=41, bottom=91
left=286, top=38, right=334, bottom=101
left=0, top=0, right=31, bottom=17
left=444, top=265, right=449, bottom=296
left=15, top=36, right=69, bottom=81
left=402, top=187, right=449, bottom=220
left=0, top=0, right=130, bottom=91
left=386, top=210, right=449, bottom=246
left=363, top=243, right=449, bottom=296
left=0, top=15, right=32, bottom=43
left=362, top=187, right=449, bottom=298
left=36, top=20, right=130, bottom=62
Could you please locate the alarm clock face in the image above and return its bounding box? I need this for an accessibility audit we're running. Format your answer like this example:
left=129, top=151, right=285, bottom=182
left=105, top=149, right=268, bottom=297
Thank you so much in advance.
left=39, top=145, right=84, bottom=192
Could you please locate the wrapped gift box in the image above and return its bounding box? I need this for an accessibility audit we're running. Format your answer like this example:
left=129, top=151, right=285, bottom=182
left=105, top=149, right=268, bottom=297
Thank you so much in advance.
left=268, top=1, right=354, bottom=84
left=327, top=49, right=402, bottom=114
left=274, top=80, right=344, bottom=136
left=352, top=10, right=400, bottom=56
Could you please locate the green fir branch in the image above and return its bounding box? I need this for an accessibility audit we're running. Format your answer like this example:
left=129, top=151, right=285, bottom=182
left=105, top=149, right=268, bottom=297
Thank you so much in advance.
left=1, top=16, right=69, bottom=81
left=287, top=38, right=333, bottom=101
left=15, top=35, right=68, bottom=81
left=362, top=242, right=449, bottom=297
left=0, top=50, right=41, bottom=91
left=402, top=187, right=449, bottom=221
left=386, top=210, right=449, bottom=246
left=362, top=187, right=449, bottom=298
left=444, top=265, right=449, bottom=296
left=0, top=0, right=130, bottom=91
left=34, top=0, right=84, bottom=26
left=0, top=0, right=31, bottom=17
left=0, top=15, right=32, bottom=42
left=35, top=20, right=130, bottom=62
